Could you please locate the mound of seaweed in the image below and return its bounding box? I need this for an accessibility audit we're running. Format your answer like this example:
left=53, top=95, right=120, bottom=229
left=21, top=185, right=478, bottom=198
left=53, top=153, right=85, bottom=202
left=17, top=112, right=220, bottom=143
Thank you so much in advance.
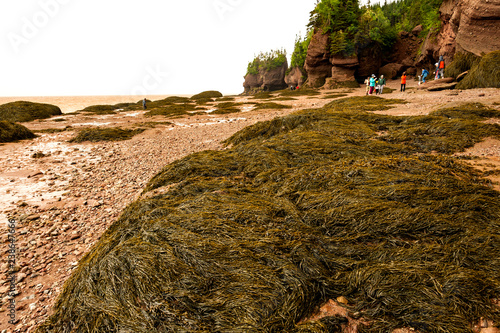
left=0, top=101, right=62, bottom=122
left=38, top=97, right=500, bottom=333
left=0, top=120, right=36, bottom=143
left=145, top=104, right=199, bottom=118
left=79, top=105, right=118, bottom=115
left=445, top=52, right=481, bottom=79
left=191, top=90, right=223, bottom=100
left=456, top=51, right=500, bottom=89
left=69, top=127, right=145, bottom=143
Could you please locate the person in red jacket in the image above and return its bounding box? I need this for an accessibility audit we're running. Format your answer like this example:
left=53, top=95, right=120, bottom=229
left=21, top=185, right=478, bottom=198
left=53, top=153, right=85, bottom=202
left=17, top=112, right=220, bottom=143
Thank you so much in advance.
left=438, top=55, right=445, bottom=79
left=401, top=72, right=407, bottom=92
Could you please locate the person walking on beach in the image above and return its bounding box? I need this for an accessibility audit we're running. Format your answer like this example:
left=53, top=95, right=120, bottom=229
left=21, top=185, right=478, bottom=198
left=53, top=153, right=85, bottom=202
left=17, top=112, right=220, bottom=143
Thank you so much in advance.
left=364, top=77, right=370, bottom=95
left=401, top=72, right=407, bottom=92
left=434, top=62, right=439, bottom=79
left=438, top=56, right=445, bottom=79
left=143, top=98, right=147, bottom=110
left=377, top=75, right=386, bottom=95
left=422, top=68, right=429, bottom=83
left=369, top=74, right=376, bottom=95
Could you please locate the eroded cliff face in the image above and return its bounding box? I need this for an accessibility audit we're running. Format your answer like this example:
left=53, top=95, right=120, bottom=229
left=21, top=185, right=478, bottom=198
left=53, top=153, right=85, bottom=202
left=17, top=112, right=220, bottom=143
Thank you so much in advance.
left=243, top=60, right=288, bottom=93
left=418, top=0, right=500, bottom=68
left=303, top=29, right=332, bottom=88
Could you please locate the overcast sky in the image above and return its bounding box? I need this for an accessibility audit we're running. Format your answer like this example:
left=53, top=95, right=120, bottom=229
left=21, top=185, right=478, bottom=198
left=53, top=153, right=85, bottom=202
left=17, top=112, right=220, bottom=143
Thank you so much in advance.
left=1, top=0, right=379, bottom=97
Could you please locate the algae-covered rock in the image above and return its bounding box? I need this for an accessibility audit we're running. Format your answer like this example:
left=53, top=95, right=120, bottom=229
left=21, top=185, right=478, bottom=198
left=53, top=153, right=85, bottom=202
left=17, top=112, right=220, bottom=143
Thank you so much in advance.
left=456, top=50, right=500, bottom=89
left=191, top=91, right=223, bottom=100
left=38, top=97, right=500, bottom=333
left=0, top=120, right=36, bottom=143
left=69, top=127, right=145, bottom=143
left=0, top=101, right=62, bottom=122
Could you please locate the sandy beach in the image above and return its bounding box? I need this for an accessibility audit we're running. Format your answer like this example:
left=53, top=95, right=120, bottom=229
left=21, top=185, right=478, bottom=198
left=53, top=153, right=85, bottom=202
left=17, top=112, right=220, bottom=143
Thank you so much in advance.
left=0, top=80, right=499, bottom=332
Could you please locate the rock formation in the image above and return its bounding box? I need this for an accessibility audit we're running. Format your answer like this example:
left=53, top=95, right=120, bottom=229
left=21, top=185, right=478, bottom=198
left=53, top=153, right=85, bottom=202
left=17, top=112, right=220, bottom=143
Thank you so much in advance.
left=303, top=29, right=332, bottom=88
left=419, top=0, right=500, bottom=67
left=243, top=60, right=288, bottom=93
left=285, top=67, right=306, bottom=88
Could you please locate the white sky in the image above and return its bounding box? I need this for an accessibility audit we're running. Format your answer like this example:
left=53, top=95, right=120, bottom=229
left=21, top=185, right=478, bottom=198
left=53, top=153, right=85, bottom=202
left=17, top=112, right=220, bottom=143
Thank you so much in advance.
left=1, top=0, right=318, bottom=97
left=1, top=0, right=383, bottom=97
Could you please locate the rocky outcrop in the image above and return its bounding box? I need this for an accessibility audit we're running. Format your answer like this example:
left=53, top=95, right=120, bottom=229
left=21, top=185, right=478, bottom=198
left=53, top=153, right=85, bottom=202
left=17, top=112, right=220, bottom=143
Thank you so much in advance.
left=379, top=63, right=404, bottom=80
left=285, top=67, right=306, bottom=88
left=418, top=0, right=500, bottom=68
left=330, top=55, right=358, bottom=82
left=304, top=29, right=332, bottom=88
left=243, top=60, right=288, bottom=93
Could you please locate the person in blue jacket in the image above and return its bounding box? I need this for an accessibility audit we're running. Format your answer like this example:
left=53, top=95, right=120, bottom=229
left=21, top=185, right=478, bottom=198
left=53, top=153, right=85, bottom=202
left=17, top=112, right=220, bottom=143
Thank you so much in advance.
left=422, top=68, right=429, bottom=83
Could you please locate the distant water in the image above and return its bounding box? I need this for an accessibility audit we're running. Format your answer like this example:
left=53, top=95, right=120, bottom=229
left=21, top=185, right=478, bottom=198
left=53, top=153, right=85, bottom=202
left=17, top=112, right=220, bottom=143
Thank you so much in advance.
left=0, top=95, right=191, bottom=114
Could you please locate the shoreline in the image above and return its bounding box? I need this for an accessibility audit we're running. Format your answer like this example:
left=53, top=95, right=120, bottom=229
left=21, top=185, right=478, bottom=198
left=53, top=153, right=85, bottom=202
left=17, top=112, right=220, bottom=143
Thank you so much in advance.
left=0, top=94, right=194, bottom=114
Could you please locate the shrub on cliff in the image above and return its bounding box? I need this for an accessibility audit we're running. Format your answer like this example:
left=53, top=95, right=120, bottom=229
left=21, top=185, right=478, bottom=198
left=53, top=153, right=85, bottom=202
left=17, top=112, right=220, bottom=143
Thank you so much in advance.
left=0, top=120, right=36, bottom=143
left=246, top=50, right=287, bottom=76
left=456, top=51, right=500, bottom=89
left=0, top=101, right=62, bottom=122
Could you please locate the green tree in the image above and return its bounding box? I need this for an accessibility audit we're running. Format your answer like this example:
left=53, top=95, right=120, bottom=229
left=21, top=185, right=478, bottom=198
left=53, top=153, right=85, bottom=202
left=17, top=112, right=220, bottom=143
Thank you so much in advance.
left=246, top=50, right=287, bottom=76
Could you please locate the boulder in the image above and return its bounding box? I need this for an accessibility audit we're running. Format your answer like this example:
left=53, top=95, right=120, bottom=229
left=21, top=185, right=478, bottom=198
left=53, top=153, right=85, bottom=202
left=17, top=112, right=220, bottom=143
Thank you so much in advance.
left=243, top=60, right=288, bottom=93
left=411, top=25, right=423, bottom=36
left=419, top=77, right=455, bottom=90
left=304, top=29, right=332, bottom=88
left=285, top=67, right=306, bottom=88
left=427, top=82, right=458, bottom=91
left=379, top=63, right=404, bottom=80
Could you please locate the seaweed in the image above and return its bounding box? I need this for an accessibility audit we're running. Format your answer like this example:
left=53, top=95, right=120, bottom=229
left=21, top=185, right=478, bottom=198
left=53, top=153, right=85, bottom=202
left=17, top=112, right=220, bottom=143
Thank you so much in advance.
left=79, top=105, right=118, bottom=115
left=252, top=91, right=274, bottom=99
left=279, top=89, right=321, bottom=97
left=68, top=127, right=146, bottom=143
left=456, top=51, right=500, bottom=89
left=145, top=104, right=198, bottom=118
left=211, top=102, right=243, bottom=115
left=38, top=97, right=500, bottom=333
left=194, top=98, right=215, bottom=105
left=191, top=91, right=223, bottom=100
left=322, top=93, right=348, bottom=99
left=254, top=102, right=293, bottom=111
left=34, top=126, right=73, bottom=134
left=0, top=120, right=37, bottom=142
left=0, top=101, right=62, bottom=122
left=445, top=52, right=481, bottom=79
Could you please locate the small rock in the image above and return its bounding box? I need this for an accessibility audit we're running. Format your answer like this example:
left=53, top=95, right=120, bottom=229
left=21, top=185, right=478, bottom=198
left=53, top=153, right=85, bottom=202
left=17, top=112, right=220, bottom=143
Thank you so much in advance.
left=337, top=296, right=349, bottom=305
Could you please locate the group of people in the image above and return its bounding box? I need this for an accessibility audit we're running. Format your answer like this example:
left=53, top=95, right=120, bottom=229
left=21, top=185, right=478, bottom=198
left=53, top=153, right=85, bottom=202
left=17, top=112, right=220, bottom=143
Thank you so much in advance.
left=419, top=56, right=445, bottom=84
left=364, top=74, right=386, bottom=95
left=365, top=56, right=446, bottom=93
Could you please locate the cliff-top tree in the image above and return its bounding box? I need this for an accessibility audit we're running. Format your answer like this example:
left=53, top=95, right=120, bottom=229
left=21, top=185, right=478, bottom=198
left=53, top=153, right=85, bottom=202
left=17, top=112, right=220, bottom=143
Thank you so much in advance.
left=289, top=31, right=313, bottom=75
left=246, top=49, right=287, bottom=76
left=309, top=0, right=361, bottom=57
